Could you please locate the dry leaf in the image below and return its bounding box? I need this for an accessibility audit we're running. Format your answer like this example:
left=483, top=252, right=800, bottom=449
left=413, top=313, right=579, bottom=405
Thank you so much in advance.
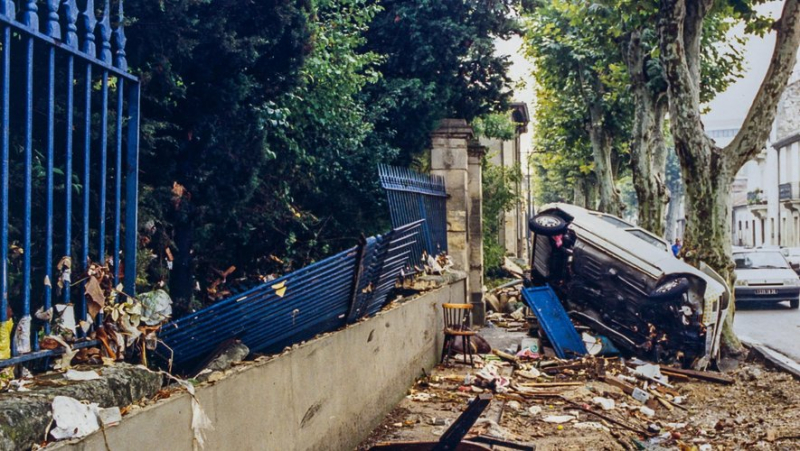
left=272, top=281, right=287, bottom=298
left=85, top=276, right=106, bottom=318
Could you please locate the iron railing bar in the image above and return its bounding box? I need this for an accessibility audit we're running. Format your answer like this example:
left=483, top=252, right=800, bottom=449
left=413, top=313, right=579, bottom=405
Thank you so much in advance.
left=22, top=31, right=34, bottom=329
left=122, top=83, right=139, bottom=296
left=0, top=22, right=10, bottom=324
left=98, top=69, right=109, bottom=271
left=81, top=61, right=92, bottom=324
left=63, top=54, right=75, bottom=306
left=113, top=78, right=123, bottom=286
left=44, top=45, right=55, bottom=336
left=0, top=339, right=100, bottom=369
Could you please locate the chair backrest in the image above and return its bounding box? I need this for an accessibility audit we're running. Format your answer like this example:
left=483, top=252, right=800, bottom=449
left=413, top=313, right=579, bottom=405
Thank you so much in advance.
left=442, top=303, right=472, bottom=331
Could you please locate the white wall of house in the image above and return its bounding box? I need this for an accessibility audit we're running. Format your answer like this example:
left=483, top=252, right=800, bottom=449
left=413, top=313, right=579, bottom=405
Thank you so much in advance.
left=730, top=79, right=800, bottom=249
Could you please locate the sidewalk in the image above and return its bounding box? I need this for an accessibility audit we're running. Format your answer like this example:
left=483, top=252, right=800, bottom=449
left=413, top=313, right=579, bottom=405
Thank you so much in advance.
left=741, top=336, right=800, bottom=380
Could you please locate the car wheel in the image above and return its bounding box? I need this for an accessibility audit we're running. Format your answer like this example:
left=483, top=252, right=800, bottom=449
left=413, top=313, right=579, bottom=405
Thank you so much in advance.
left=791, top=298, right=799, bottom=309
left=649, top=277, right=690, bottom=300
left=529, top=214, right=567, bottom=236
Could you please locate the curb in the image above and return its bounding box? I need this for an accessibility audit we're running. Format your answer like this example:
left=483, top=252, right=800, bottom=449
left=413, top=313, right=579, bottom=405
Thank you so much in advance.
left=742, top=340, right=800, bottom=380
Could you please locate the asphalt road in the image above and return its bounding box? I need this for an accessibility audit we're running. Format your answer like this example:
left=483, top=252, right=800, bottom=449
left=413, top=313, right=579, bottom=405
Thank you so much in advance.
left=733, top=300, right=800, bottom=362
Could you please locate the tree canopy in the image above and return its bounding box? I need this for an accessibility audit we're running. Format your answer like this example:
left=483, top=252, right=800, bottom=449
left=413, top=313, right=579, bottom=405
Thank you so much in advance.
left=125, top=0, right=522, bottom=312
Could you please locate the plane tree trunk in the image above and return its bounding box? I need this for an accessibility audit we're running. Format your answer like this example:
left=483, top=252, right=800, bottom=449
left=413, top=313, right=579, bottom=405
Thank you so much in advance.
left=659, top=0, right=800, bottom=356
left=626, top=30, right=669, bottom=234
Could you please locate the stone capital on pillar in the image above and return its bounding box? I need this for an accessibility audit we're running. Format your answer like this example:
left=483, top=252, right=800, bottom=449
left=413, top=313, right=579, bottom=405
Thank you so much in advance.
left=431, top=119, right=474, bottom=140
left=468, top=139, right=487, bottom=164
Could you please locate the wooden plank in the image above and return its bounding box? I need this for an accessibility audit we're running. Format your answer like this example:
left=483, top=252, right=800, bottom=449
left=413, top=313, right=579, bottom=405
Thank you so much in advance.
left=661, top=367, right=734, bottom=385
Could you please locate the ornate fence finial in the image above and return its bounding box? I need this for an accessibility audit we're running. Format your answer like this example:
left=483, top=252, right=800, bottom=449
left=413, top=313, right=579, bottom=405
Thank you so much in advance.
left=98, top=0, right=111, bottom=62
left=0, top=0, right=14, bottom=19
left=21, top=0, right=37, bottom=28
left=62, top=0, right=79, bottom=48
left=112, top=0, right=126, bottom=70
left=80, top=0, right=97, bottom=56
left=45, top=0, right=61, bottom=38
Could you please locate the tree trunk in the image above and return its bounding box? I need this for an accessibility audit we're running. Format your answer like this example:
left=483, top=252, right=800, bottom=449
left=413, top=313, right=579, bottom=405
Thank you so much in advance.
left=664, top=177, right=683, bottom=242
left=658, top=0, right=800, bottom=358
left=680, top=147, right=742, bottom=354
left=588, top=126, right=622, bottom=216
left=626, top=30, right=669, bottom=234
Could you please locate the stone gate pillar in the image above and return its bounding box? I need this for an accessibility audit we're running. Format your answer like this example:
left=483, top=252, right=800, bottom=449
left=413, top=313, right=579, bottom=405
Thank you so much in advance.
left=431, top=119, right=472, bottom=275
left=467, top=140, right=486, bottom=325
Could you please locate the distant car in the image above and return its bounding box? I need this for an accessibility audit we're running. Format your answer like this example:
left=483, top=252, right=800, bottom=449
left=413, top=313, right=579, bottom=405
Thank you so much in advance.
left=526, top=203, right=730, bottom=370
left=733, top=249, right=800, bottom=308
left=780, top=247, right=800, bottom=274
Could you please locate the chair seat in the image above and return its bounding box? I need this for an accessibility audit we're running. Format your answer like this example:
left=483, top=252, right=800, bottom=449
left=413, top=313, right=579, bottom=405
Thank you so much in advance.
left=444, top=329, right=477, bottom=336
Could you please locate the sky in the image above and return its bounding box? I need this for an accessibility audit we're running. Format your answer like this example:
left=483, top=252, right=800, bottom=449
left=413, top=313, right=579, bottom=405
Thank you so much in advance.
left=703, top=1, right=795, bottom=132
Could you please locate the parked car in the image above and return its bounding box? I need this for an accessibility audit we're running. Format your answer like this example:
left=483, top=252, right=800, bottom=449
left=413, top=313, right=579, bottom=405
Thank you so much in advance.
left=780, top=247, right=800, bottom=274
left=526, top=203, right=730, bottom=370
left=733, top=249, right=800, bottom=308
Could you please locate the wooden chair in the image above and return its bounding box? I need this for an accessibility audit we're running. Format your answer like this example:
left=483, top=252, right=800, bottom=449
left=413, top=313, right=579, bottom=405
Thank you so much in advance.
left=441, top=303, right=477, bottom=366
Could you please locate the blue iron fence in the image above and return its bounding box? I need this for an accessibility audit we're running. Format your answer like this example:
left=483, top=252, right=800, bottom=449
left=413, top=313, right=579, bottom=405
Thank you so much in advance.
left=378, top=165, right=447, bottom=269
left=157, top=221, right=422, bottom=370
left=0, top=0, right=140, bottom=364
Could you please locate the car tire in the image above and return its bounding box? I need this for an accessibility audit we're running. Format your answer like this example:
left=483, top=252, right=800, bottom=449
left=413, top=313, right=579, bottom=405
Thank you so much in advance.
left=649, top=277, right=690, bottom=300
left=529, top=214, right=567, bottom=236
left=791, top=298, right=799, bottom=309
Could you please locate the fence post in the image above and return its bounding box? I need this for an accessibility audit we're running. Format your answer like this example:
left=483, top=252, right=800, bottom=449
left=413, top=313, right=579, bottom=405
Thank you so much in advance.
left=430, top=119, right=472, bottom=277
left=467, top=140, right=486, bottom=326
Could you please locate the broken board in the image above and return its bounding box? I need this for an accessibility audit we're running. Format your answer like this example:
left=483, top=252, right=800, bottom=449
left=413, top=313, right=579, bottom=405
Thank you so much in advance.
left=521, top=286, right=587, bottom=359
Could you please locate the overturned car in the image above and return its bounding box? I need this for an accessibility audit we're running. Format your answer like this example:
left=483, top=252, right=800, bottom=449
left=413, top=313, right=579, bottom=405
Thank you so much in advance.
left=525, top=203, right=730, bottom=370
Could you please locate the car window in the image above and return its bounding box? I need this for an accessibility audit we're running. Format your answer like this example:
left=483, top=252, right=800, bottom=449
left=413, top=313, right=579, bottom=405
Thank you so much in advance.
left=627, top=229, right=668, bottom=252
left=597, top=214, right=634, bottom=229
left=733, top=252, right=790, bottom=269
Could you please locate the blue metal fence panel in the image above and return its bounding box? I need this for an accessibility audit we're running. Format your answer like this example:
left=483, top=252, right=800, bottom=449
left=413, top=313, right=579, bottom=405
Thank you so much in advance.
left=378, top=165, right=447, bottom=270
left=158, top=222, right=423, bottom=370
left=0, top=0, right=140, bottom=365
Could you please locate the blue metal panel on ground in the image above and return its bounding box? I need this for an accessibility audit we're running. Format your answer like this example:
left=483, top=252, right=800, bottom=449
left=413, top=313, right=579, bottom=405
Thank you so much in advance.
left=521, top=286, right=587, bottom=359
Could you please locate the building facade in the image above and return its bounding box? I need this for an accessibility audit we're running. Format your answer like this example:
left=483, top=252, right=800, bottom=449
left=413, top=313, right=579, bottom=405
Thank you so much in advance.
left=479, top=102, right=531, bottom=259
left=732, top=78, right=800, bottom=248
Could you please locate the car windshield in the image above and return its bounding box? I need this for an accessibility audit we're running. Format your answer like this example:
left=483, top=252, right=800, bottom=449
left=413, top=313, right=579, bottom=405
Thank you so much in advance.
left=733, top=252, right=790, bottom=269
left=627, top=229, right=668, bottom=252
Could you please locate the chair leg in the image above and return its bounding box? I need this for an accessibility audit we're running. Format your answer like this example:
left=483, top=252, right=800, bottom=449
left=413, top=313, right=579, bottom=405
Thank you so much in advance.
left=440, top=335, right=449, bottom=364
left=466, top=336, right=474, bottom=367
left=442, top=335, right=455, bottom=365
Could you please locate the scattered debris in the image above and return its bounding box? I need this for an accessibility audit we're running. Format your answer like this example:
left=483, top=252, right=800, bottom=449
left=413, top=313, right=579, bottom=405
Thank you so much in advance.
left=64, top=369, right=102, bottom=381
left=50, top=396, right=101, bottom=440
left=359, top=304, right=800, bottom=451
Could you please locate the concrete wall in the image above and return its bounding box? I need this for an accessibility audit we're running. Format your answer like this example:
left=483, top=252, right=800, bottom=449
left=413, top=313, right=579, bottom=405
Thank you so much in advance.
left=54, top=277, right=466, bottom=451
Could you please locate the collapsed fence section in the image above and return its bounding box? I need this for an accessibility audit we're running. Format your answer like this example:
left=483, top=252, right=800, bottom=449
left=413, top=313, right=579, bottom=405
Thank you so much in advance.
left=157, top=221, right=423, bottom=370
left=0, top=0, right=139, bottom=364
left=378, top=165, right=447, bottom=269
